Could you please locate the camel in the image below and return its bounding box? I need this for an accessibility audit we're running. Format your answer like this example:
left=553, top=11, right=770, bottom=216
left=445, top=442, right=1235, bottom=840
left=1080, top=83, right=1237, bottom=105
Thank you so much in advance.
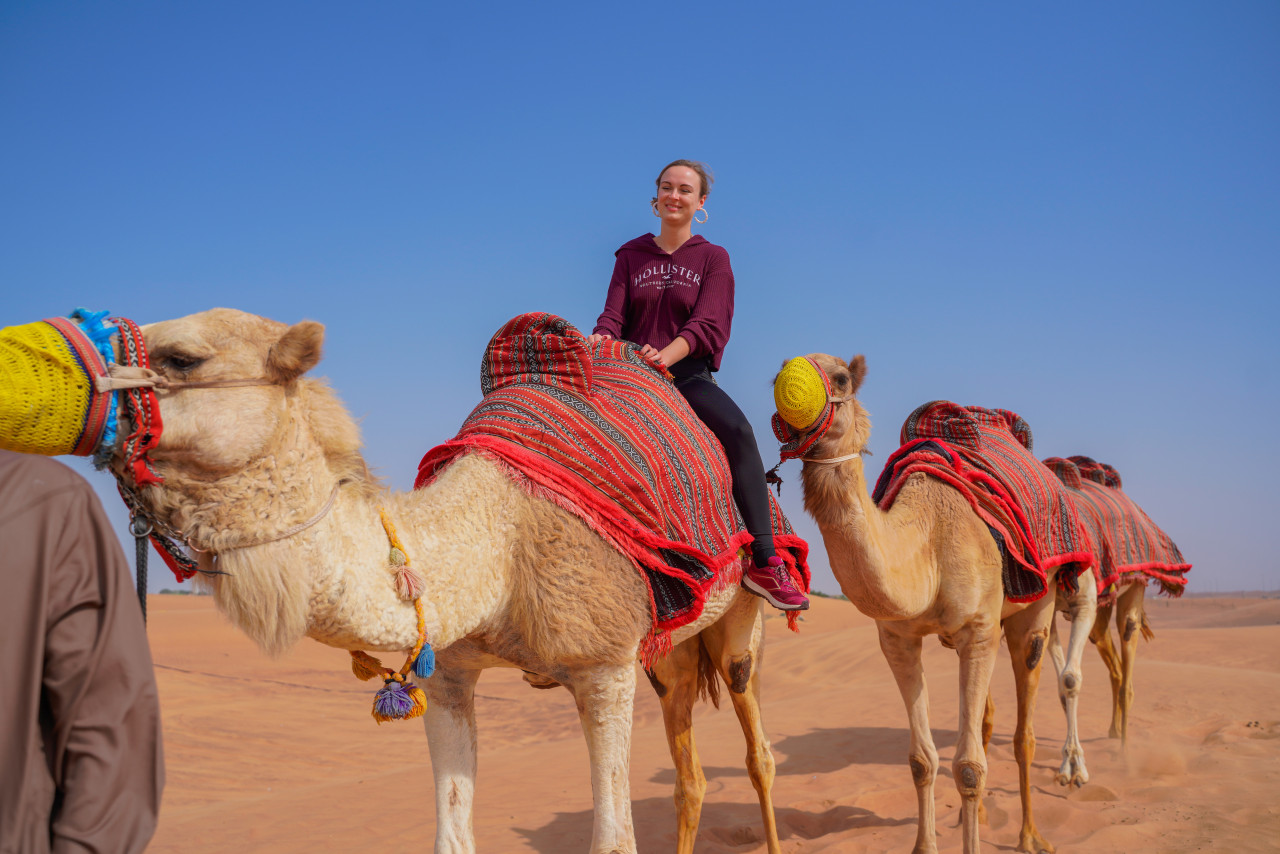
left=776, top=353, right=1061, bottom=854
left=114, top=308, right=785, bottom=854
left=1050, top=578, right=1154, bottom=747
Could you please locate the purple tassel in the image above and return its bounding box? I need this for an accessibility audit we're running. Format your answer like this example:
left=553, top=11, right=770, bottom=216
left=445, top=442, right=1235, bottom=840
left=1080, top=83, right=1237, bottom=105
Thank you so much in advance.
left=372, top=679, right=415, bottom=722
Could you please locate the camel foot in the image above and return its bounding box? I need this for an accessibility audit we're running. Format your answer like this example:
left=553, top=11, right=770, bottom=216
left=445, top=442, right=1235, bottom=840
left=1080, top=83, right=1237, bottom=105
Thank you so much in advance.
left=1055, top=758, right=1089, bottom=789
left=1017, top=830, right=1055, bottom=854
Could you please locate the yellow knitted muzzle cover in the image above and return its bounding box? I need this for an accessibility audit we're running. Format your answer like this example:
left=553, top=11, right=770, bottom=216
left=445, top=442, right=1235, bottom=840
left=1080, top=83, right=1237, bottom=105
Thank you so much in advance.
left=773, top=356, right=829, bottom=430
left=0, top=318, right=110, bottom=456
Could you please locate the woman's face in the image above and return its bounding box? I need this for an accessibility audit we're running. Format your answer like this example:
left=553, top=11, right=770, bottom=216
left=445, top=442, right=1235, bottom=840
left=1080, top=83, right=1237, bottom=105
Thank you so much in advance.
left=656, top=166, right=706, bottom=226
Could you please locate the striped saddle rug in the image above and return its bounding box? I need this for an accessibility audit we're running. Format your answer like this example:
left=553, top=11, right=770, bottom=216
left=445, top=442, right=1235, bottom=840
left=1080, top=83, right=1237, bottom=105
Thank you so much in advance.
left=1044, top=456, right=1190, bottom=600
left=872, top=402, right=1094, bottom=603
left=416, top=313, right=809, bottom=663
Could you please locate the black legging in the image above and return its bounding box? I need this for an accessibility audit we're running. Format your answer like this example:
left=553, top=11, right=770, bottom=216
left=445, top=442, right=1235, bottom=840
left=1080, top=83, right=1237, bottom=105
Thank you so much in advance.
left=672, top=361, right=776, bottom=565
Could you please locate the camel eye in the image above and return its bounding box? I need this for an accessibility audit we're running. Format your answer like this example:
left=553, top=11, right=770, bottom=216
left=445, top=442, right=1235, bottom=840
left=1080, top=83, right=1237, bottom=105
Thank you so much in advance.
left=162, top=353, right=205, bottom=373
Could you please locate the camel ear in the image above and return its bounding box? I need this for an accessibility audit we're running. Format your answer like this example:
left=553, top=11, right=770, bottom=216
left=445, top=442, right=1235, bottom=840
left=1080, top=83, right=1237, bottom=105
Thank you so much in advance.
left=847, top=355, right=867, bottom=395
left=267, top=321, right=325, bottom=383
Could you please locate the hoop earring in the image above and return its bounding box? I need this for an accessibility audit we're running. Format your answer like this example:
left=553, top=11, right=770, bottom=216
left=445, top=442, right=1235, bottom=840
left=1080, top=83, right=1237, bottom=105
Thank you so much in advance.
left=652, top=201, right=661, bottom=217
left=694, top=209, right=708, bottom=224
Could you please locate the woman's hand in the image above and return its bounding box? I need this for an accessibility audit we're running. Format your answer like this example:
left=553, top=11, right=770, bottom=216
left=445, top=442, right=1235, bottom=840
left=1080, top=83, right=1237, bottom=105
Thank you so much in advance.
left=586, top=333, right=611, bottom=346
left=639, top=344, right=666, bottom=366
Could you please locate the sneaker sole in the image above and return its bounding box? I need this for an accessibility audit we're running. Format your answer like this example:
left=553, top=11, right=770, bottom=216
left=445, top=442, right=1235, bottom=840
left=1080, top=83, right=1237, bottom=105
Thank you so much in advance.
left=742, top=576, right=809, bottom=611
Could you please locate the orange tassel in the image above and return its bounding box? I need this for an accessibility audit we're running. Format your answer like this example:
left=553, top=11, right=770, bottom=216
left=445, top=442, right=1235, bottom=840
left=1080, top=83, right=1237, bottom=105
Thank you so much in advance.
left=350, top=650, right=384, bottom=681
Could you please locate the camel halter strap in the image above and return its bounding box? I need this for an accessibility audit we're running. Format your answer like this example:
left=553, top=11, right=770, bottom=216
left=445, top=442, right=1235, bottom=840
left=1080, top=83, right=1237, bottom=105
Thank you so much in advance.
left=205, top=480, right=344, bottom=556
left=346, top=509, right=436, bottom=723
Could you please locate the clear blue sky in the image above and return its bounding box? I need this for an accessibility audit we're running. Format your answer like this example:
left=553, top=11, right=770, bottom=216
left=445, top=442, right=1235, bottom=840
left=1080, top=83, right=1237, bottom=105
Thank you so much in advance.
left=3, top=2, right=1276, bottom=594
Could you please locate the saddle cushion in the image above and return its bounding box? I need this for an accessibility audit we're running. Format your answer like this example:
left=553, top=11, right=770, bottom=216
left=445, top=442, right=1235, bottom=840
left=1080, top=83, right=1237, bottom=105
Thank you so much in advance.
left=417, top=313, right=810, bottom=662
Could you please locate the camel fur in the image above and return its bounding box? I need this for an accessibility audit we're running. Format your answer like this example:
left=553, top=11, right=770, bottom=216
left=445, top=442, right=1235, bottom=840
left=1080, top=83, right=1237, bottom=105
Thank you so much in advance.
left=121, top=308, right=783, bottom=854
left=780, top=353, right=1060, bottom=854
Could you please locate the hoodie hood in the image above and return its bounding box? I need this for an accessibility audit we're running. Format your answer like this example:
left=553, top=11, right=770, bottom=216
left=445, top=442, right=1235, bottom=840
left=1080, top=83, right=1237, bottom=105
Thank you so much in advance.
left=616, top=233, right=709, bottom=257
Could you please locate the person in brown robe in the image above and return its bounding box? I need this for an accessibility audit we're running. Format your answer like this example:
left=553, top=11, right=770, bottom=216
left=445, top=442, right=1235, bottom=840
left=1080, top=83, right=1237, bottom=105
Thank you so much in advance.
left=0, top=450, right=163, bottom=853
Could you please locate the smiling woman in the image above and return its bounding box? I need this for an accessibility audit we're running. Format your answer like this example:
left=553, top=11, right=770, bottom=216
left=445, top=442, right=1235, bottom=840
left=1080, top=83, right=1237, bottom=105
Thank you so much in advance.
left=586, top=160, right=810, bottom=612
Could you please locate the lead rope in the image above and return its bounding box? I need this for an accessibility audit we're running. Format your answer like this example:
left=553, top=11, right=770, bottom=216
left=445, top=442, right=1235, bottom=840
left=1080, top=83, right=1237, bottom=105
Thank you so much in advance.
left=131, top=517, right=152, bottom=622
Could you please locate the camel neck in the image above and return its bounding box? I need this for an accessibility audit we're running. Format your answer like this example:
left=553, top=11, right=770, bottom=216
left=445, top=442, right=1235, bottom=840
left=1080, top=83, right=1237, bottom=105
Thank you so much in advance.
left=205, top=454, right=518, bottom=657
left=802, top=453, right=938, bottom=620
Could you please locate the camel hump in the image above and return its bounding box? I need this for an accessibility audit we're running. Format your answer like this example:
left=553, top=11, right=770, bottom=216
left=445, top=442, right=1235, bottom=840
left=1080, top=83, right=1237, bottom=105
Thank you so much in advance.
left=1068, top=455, right=1108, bottom=485
left=480, top=312, right=594, bottom=397
left=901, top=401, right=1034, bottom=451
left=1043, top=457, right=1085, bottom=491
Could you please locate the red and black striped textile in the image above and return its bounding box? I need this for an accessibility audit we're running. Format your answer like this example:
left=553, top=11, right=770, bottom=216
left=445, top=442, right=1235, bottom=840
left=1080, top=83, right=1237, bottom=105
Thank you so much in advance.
left=1042, top=457, right=1122, bottom=596
left=1057, top=456, right=1190, bottom=597
left=416, top=313, right=810, bottom=663
left=871, top=402, right=1094, bottom=603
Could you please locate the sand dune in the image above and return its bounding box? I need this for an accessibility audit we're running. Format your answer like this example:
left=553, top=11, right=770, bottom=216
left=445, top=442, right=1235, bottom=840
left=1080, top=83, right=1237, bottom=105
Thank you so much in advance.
left=145, top=593, right=1280, bottom=852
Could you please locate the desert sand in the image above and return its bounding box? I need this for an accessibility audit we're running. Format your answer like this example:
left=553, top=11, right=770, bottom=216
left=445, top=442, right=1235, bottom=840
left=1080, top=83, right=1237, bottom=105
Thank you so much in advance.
left=145, top=591, right=1279, bottom=853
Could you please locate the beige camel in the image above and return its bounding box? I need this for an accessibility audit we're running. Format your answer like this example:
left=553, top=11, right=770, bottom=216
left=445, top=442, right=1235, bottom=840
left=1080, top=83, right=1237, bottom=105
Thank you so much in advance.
left=778, top=354, right=1060, bottom=854
left=119, top=308, right=783, bottom=854
left=1088, top=580, right=1153, bottom=743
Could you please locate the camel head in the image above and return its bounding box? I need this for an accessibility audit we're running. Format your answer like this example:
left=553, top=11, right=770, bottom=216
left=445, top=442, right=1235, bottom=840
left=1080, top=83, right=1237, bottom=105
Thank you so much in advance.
left=132, top=308, right=327, bottom=477
left=774, top=353, right=871, bottom=460
left=113, top=308, right=372, bottom=653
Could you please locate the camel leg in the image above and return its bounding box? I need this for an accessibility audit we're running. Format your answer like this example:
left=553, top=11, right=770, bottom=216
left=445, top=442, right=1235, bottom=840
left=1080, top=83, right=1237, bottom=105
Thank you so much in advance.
left=1089, top=600, right=1124, bottom=739
left=423, top=666, right=482, bottom=854
left=878, top=622, right=940, bottom=854
left=647, top=639, right=707, bottom=854
left=566, top=662, right=639, bottom=854
left=1003, top=598, right=1056, bottom=854
left=1051, top=575, right=1096, bottom=787
left=1114, top=583, right=1146, bottom=746
left=979, top=692, right=995, bottom=825
left=701, top=598, right=781, bottom=854
left=954, top=624, right=999, bottom=853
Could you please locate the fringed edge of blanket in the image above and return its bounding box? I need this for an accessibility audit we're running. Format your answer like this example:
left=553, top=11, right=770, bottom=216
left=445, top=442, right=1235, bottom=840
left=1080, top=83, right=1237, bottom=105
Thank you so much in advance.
left=417, top=436, right=811, bottom=667
left=1117, top=562, right=1191, bottom=598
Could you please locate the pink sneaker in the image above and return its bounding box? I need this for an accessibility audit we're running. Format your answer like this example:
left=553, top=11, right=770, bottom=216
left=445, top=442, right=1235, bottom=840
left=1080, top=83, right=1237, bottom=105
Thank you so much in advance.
left=742, top=556, right=809, bottom=611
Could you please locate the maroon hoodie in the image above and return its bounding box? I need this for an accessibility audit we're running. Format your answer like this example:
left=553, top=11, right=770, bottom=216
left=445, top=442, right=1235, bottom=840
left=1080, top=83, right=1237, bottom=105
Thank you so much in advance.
left=592, top=233, right=734, bottom=371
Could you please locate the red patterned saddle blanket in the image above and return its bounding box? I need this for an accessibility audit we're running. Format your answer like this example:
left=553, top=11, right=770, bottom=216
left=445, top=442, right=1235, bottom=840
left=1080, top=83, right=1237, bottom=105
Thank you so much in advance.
left=872, top=402, right=1094, bottom=603
left=416, top=313, right=810, bottom=662
left=1044, top=457, right=1189, bottom=600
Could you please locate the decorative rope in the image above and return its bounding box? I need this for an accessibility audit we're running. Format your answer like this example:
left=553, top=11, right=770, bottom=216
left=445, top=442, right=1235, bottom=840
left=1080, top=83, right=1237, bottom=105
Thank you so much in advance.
left=348, top=509, right=434, bottom=723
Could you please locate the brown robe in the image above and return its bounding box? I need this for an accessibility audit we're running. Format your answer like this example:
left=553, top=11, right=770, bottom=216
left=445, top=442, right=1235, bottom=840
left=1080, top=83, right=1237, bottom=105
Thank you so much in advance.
left=0, top=451, right=163, bottom=853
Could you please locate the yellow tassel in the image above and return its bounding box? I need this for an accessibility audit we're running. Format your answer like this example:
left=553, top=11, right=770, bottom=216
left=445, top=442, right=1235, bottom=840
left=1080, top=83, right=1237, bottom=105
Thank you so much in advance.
left=405, top=683, right=428, bottom=719
left=350, top=650, right=384, bottom=681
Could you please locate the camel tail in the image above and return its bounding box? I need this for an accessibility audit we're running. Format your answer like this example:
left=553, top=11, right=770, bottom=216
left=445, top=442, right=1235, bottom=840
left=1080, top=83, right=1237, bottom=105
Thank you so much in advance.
left=696, top=637, right=722, bottom=709
left=1140, top=610, right=1155, bottom=642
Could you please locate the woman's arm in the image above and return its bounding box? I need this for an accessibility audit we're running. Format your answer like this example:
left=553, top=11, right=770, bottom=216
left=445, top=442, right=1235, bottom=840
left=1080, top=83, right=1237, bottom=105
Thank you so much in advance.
left=640, top=336, right=691, bottom=367
left=674, top=247, right=733, bottom=360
